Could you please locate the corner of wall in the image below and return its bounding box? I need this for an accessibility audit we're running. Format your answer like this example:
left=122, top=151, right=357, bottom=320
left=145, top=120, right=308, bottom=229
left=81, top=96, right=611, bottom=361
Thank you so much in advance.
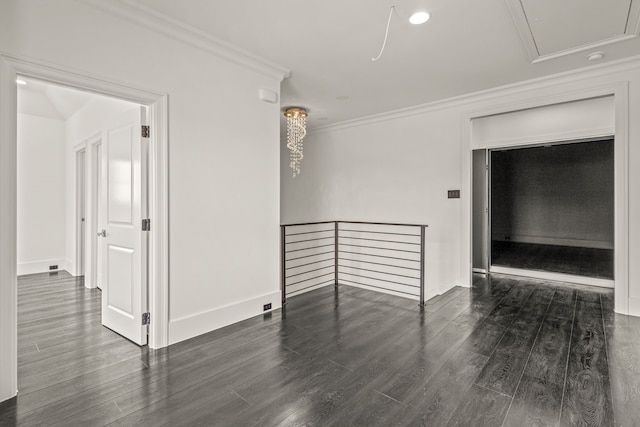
left=65, top=258, right=75, bottom=275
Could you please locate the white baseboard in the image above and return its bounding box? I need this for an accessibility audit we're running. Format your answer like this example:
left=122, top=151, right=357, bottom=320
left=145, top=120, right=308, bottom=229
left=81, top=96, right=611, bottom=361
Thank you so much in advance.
left=490, top=266, right=614, bottom=288
left=17, top=258, right=66, bottom=276
left=628, top=296, right=640, bottom=317
left=168, top=290, right=282, bottom=345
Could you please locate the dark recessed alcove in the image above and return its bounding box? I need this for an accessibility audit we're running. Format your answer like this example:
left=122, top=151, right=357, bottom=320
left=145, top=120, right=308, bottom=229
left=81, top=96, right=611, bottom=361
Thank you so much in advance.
left=490, top=139, right=614, bottom=279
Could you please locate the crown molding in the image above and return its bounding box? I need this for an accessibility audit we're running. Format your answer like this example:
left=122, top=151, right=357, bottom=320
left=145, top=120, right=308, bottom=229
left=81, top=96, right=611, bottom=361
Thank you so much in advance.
left=81, top=0, right=291, bottom=82
left=531, top=35, right=638, bottom=64
left=310, top=54, right=640, bottom=135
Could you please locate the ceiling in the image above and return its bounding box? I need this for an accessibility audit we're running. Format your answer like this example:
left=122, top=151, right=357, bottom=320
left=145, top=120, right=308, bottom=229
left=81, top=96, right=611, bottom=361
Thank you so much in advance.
left=128, top=0, right=640, bottom=130
left=522, top=0, right=632, bottom=55
left=107, top=1, right=640, bottom=129
left=505, top=0, right=640, bottom=61
left=18, top=77, right=93, bottom=120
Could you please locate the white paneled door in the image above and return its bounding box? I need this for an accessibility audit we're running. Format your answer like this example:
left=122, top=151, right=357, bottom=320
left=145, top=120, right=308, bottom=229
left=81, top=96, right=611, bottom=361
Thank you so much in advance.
left=100, top=107, right=148, bottom=345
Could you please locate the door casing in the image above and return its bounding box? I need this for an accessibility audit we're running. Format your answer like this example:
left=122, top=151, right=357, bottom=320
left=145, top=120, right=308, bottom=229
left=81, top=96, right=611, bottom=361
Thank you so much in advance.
left=461, top=83, right=629, bottom=316
left=75, top=148, right=86, bottom=277
left=0, top=53, right=169, bottom=401
left=472, top=149, right=489, bottom=273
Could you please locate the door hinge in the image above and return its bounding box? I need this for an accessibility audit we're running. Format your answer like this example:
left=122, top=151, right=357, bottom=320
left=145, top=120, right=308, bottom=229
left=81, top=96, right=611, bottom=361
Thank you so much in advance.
left=142, top=218, right=151, bottom=231
left=141, top=125, right=150, bottom=138
left=142, top=312, right=150, bottom=325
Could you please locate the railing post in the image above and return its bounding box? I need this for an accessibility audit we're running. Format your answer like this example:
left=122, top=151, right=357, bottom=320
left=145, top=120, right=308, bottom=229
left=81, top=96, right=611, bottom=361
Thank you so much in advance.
left=419, top=225, right=426, bottom=307
left=281, top=225, right=286, bottom=306
left=334, top=221, right=339, bottom=288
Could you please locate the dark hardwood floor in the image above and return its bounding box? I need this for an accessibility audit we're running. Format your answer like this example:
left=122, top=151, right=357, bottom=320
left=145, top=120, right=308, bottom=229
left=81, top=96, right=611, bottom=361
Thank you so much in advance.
left=492, top=241, right=614, bottom=279
left=1, top=270, right=639, bottom=426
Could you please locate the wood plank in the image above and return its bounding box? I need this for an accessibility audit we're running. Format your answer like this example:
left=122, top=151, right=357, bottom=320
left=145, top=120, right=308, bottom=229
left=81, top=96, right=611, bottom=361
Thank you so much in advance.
left=229, top=357, right=350, bottom=426
left=50, top=343, right=295, bottom=426
left=445, top=384, right=511, bottom=427
left=601, top=293, right=640, bottom=427
left=323, top=389, right=407, bottom=427
left=393, top=350, right=488, bottom=426
left=499, top=285, right=534, bottom=307
left=503, top=374, right=563, bottom=427
left=475, top=349, right=529, bottom=397
left=551, top=288, right=577, bottom=306
left=527, top=286, right=555, bottom=304
left=607, top=356, right=640, bottom=427
left=272, top=358, right=392, bottom=426
left=7, top=271, right=630, bottom=426
left=509, top=302, right=549, bottom=336
left=460, top=322, right=506, bottom=356
left=88, top=377, right=250, bottom=427
left=560, top=300, right=614, bottom=426
left=546, top=302, right=574, bottom=320
left=18, top=338, right=140, bottom=395
left=523, top=315, right=572, bottom=386
left=375, top=313, right=483, bottom=403
left=483, top=303, right=522, bottom=327
left=498, top=328, right=538, bottom=354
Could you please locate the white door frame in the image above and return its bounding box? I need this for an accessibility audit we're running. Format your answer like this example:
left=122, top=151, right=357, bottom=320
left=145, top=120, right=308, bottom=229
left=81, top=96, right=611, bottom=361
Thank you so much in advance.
left=471, top=148, right=489, bottom=274
left=88, top=135, right=103, bottom=289
left=0, top=53, right=170, bottom=401
left=75, top=145, right=87, bottom=277
left=461, top=82, right=629, bottom=314
left=75, top=134, right=102, bottom=288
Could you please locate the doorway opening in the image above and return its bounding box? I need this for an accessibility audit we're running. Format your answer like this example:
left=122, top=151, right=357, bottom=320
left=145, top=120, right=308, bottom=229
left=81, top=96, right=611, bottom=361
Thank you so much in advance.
left=17, top=75, right=151, bottom=343
left=17, top=76, right=149, bottom=347
left=473, top=138, right=615, bottom=287
left=1, top=54, right=170, bottom=400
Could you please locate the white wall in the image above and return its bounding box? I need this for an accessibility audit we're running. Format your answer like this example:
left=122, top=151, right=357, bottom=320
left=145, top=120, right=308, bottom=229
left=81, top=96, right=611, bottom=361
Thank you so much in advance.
left=16, top=114, right=66, bottom=275
left=0, top=0, right=286, bottom=361
left=282, top=109, right=463, bottom=300
left=283, top=60, right=640, bottom=316
left=491, top=141, right=614, bottom=249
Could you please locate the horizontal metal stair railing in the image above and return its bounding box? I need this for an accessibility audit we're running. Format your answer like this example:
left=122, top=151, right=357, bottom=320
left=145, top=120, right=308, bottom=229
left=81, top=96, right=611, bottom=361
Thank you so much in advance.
left=281, top=220, right=428, bottom=307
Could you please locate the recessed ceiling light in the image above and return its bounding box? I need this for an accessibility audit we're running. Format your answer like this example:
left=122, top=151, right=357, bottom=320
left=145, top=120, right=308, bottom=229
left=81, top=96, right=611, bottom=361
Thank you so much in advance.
left=409, top=11, right=430, bottom=25
left=587, top=51, right=604, bottom=61
left=16, top=79, right=27, bottom=85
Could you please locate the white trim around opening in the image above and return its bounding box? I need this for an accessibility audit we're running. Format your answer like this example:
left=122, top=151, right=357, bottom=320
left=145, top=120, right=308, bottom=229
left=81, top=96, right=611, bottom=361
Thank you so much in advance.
left=74, top=143, right=87, bottom=278
left=461, top=82, right=629, bottom=315
left=0, top=52, right=170, bottom=402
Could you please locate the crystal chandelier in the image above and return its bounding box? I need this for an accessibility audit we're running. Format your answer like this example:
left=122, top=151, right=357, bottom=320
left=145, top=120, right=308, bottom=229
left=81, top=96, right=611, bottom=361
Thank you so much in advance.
left=284, top=107, right=307, bottom=177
